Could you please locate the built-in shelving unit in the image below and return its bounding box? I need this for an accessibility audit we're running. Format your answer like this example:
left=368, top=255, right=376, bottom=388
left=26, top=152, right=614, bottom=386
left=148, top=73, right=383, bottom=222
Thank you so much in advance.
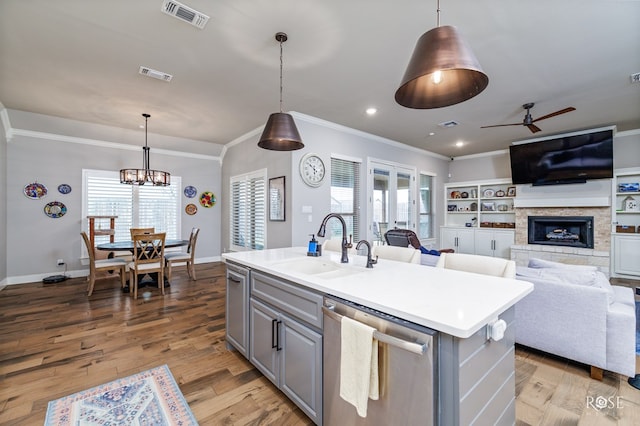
left=444, top=179, right=516, bottom=228
left=442, top=179, right=516, bottom=258
left=611, top=168, right=640, bottom=277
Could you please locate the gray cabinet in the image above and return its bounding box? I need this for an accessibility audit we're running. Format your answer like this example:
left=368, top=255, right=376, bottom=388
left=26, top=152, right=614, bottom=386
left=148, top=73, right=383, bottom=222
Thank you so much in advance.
left=225, top=262, right=249, bottom=357
left=250, top=271, right=323, bottom=425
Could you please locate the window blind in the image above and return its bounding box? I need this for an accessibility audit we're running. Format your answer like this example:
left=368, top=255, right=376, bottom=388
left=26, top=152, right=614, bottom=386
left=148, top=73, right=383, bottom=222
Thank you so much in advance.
left=231, top=170, right=266, bottom=251
left=84, top=170, right=181, bottom=246
left=330, top=158, right=360, bottom=241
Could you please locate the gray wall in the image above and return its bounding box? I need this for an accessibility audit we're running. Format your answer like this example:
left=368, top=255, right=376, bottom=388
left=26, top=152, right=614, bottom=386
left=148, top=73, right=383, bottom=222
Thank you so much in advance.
left=221, top=112, right=450, bottom=252
left=4, top=109, right=223, bottom=284
left=0, top=108, right=7, bottom=284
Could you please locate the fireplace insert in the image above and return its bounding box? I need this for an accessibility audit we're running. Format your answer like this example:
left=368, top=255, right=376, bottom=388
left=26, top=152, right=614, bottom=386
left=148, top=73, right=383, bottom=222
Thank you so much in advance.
left=528, top=216, right=594, bottom=249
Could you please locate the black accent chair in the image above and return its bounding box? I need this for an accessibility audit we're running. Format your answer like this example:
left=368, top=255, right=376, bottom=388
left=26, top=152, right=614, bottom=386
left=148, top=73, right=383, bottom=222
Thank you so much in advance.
left=384, top=228, right=455, bottom=253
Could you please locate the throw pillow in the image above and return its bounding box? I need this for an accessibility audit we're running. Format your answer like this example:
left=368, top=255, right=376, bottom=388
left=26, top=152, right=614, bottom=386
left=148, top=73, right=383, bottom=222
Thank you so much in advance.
left=528, top=258, right=598, bottom=272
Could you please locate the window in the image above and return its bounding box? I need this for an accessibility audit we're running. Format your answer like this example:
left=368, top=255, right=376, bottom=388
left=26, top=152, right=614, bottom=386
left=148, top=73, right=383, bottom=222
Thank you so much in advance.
left=330, top=157, right=360, bottom=241
left=230, top=169, right=266, bottom=251
left=83, top=169, right=181, bottom=245
left=418, top=173, right=434, bottom=239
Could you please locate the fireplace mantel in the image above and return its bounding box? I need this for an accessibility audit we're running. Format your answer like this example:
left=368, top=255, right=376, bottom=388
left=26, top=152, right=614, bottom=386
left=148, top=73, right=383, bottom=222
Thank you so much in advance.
left=514, top=196, right=610, bottom=208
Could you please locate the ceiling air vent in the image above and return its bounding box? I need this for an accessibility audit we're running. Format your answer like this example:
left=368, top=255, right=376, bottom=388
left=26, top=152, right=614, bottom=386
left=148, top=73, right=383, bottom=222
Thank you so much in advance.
left=438, top=120, right=459, bottom=128
left=161, top=0, right=209, bottom=29
left=139, top=66, right=173, bottom=82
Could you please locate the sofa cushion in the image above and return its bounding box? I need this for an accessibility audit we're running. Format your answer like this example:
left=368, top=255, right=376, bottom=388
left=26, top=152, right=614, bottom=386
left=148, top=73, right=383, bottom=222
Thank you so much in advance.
left=519, top=266, right=614, bottom=303
left=528, top=258, right=598, bottom=272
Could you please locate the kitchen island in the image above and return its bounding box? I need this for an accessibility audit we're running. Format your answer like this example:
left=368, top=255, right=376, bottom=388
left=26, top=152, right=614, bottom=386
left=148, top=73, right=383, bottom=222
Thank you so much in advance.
left=223, top=247, right=533, bottom=425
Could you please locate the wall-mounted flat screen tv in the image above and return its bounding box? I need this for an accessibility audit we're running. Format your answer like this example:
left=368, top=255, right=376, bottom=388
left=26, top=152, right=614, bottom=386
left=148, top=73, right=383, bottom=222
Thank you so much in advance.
left=509, top=128, right=614, bottom=186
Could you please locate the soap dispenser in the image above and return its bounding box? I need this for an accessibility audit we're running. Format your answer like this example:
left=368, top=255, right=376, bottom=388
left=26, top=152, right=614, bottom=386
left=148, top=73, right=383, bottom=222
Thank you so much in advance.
left=307, top=234, right=320, bottom=257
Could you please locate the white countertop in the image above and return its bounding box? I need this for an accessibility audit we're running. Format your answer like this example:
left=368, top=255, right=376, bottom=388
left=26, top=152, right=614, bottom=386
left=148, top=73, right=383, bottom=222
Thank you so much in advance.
left=222, top=247, right=533, bottom=338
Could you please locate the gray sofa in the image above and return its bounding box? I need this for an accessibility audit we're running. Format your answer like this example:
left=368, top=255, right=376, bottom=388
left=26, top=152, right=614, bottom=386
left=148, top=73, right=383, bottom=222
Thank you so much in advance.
left=514, top=259, right=636, bottom=378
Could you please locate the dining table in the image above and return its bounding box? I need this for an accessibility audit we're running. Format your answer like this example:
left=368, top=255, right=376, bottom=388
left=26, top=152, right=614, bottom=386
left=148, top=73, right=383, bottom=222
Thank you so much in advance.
left=96, top=239, right=189, bottom=292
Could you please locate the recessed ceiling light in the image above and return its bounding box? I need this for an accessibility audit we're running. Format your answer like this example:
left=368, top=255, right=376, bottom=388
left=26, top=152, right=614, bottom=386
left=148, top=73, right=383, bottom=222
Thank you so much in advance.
left=366, top=107, right=377, bottom=116
left=428, top=132, right=436, bottom=136
left=455, top=141, right=464, bottom=147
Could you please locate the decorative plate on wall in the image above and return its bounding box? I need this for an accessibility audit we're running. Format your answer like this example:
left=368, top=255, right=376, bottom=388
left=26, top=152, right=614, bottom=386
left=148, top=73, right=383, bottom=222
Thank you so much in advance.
left=44, top=201, right=67, bottom=218
left=185, top=203, right=197, bottom=215
left=199, top=191, right=216, bottom=208
left=58, top=184, right=72, bottom=194
left=24, top=182, right=48, bottom=199
left=184, top=185, right=197, bottom=198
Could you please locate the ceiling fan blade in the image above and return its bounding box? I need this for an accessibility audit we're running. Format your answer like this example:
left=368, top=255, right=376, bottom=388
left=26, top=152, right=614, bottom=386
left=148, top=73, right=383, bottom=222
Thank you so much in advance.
left=480, top=123, right=522, bottom=129
left=532, top=107, right=576, bottom=123
left=527, top=124, right=542, bottom=133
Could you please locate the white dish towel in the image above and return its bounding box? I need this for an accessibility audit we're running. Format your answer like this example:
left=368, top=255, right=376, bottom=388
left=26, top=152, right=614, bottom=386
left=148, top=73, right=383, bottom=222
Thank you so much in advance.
left=339, top=316, right=379, bottom=417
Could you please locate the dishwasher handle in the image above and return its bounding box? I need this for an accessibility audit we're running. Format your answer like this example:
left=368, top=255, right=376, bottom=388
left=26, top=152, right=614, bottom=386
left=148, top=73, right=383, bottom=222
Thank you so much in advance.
left=322, top=306, right=428, bottom=355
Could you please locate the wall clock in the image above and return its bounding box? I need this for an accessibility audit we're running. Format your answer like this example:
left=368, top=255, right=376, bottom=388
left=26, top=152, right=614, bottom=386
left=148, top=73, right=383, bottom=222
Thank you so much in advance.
left=299, top=153, right=325, bottom=187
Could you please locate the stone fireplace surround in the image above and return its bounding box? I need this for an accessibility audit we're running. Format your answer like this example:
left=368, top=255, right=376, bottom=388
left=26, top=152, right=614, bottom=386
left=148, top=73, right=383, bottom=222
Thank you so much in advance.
left=511, top=206, right=611, bottom=275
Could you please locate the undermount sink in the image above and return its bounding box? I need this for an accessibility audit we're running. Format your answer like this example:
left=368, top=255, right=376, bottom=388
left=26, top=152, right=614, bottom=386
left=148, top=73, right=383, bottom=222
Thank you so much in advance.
left=272, top=257, right=363, bottom=279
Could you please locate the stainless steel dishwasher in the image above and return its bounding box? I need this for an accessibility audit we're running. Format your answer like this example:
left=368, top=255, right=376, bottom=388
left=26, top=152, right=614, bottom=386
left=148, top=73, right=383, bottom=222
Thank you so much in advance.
left=323, top=295, right=438, bottom=425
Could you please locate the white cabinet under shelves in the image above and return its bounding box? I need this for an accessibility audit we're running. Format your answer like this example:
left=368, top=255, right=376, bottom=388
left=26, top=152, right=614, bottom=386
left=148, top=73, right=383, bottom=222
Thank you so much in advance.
left=612, top=235, right=640, bottom=277
left=474, top=229, right=515, bottom=259
left=441, top=227, right=475, bottom=254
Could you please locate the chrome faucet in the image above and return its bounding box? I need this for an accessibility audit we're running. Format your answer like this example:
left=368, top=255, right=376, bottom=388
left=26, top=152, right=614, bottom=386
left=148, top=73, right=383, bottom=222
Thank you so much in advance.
left=356, top=240, right=377, bottom=268
left=317, top=213, right=352, bottom=263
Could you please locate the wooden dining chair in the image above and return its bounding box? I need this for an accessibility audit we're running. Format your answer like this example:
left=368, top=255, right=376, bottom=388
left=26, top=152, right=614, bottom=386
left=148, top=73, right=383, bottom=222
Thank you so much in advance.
left=130, top=227, right=155, bottom=238
left=128, top=232, right=166, bottom=299
left=80, top=232, right=127, bottom=296
left=164, top=227, right=199, bottom=281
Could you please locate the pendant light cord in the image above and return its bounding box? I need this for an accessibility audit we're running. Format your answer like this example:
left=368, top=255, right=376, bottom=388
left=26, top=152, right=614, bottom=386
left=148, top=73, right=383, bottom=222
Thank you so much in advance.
left=279, top=38, right=284, bottom=113
left=436, top=0, right=441, bottom=27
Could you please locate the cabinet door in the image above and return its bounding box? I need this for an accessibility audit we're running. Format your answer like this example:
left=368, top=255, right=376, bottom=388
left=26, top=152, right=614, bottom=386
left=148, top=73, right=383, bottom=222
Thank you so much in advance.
left=226, top=266, right=249, bottom=357
left=455, top=228, right=475, bottom=254
left=249, top=298, right=279, bottom=385
left=492, top=230, right=515, bottom=259
left=613, top=235, right=640, bottom=276
left=280, top=316, right=323, bottom=425
left=474, top=229, right=495, bottom=257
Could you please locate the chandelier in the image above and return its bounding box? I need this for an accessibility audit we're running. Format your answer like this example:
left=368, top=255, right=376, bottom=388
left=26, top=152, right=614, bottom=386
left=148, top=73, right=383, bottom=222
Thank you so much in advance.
left=120, top=113, right=171, bottom=186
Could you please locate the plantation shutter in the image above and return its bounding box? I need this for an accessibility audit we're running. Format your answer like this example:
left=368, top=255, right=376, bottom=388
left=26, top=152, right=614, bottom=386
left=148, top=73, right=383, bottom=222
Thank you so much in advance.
left=231, top=169, right=266, bottom=251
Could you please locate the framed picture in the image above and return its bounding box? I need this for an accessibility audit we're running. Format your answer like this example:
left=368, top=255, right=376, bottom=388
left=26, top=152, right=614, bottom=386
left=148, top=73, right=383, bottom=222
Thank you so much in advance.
left=481, top=202, right=496, bottom=211
left=507, top=186, right=516, bottom=197
left=269, top=176, right=286, bottom=221
left=448, top=204, right=458, bottom=212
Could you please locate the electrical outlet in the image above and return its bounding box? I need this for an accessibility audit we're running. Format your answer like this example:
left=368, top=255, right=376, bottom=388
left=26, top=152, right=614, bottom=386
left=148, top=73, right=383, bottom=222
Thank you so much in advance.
left=57, top=259, right=64, bottom=266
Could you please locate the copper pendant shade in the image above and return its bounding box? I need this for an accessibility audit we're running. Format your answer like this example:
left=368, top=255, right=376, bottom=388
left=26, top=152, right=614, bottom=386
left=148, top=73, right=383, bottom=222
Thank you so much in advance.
left=120, top=113, right=171, bottom=186
left=395, top=4, right=488, bottom=109
left=258, top=32, right=304, bottom=151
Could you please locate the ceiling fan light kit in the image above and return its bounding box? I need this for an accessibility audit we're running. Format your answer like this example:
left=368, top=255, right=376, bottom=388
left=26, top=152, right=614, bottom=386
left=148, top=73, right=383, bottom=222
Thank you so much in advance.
left=120, top=113, right=171, bottom=186
left=258, top=32, right=304, bottom=151
left=395, top=1, right=488, bottom=109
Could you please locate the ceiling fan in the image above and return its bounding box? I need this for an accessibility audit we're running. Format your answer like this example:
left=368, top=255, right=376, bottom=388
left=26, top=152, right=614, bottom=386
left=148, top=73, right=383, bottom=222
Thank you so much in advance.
left=481, top=102, right=576, bottom=133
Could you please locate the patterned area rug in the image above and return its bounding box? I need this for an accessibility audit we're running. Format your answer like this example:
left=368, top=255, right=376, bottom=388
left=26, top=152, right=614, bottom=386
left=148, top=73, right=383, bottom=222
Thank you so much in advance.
left=45, top=364, right=198, bottom=425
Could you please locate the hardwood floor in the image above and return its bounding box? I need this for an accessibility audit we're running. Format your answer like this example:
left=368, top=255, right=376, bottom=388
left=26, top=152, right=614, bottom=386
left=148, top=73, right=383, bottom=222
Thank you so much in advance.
left=1, top=263, right=639, bottom=425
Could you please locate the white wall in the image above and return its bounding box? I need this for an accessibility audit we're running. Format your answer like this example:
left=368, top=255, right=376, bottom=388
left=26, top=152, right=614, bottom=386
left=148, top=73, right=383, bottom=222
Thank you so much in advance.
left=220, top=112, right=450, bottom=251
left=4, top=109, right=223, bottom=284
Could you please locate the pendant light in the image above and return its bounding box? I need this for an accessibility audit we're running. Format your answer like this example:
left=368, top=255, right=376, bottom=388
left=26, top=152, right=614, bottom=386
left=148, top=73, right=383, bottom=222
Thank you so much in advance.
left=258, top=32, right=304, bottom=151
left=120, top=113, right=171, bottom=186
left=395, top=0, right=488, bottom=109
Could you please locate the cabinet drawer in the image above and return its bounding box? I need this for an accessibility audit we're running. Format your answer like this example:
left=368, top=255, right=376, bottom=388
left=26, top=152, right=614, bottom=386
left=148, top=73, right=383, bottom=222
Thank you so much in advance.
left=251, top=271, right=323, bottom=329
